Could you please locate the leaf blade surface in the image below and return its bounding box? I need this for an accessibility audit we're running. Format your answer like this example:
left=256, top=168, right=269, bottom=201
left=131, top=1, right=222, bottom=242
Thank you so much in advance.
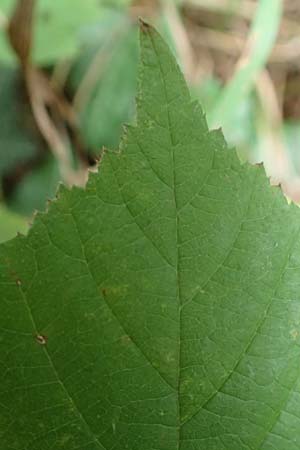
left=1, top=23, right=300, bottom=450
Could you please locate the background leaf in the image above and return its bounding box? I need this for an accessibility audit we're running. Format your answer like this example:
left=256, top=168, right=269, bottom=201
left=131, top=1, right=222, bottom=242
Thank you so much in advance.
left=0, top=66, right=42, bottom=178
left=7, top=156, right=60, bottom=216
left=69, top=22, right=139, bottom=152
left=0, top=203, right=28, bottom=242
left=1, top=22, right=300, bottom=450
left=0, top=0, right=132, bottom=65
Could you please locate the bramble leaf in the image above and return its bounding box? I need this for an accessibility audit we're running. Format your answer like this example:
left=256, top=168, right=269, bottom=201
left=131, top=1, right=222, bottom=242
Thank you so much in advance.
left=1, top=23, right=300, bottom=450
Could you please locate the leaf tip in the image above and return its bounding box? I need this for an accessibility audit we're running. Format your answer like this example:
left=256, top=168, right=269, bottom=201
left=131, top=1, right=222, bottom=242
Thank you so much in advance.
left=139, top=18, right=152, bottom=34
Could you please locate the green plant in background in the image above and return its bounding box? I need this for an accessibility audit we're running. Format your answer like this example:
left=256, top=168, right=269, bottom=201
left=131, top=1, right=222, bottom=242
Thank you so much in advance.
left=192, top=0, right=283, bottom=166
left=210, top=0, right=282, bottom=131
left=0, top=0, right=139, bottom=230
left=1, top=23, right=300, bottom=450
left=0, top=203, right=28, bottom=242
left=69, top=18, right=139, bottom=152
left=0, top=0, right=132, bottom=64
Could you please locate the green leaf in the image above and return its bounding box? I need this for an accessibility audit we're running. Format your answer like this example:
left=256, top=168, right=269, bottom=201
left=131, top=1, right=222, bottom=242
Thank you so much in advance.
left=1, top=22, right=300, bottom=450
left=70, top=24, right=139, bottom=152
left=7, top=156, right=61, bottom=216
left=0, top=66, right=61, bottom=215
left=0, top=66, right=40, bottom=178
left=0, top=203, right=28, bottom=243
left=0, top=0, right=124, bottom=65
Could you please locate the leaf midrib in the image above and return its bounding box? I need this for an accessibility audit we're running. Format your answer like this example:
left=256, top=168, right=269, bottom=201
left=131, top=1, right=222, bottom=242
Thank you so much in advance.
left=144, top=30, right=182, bottom=449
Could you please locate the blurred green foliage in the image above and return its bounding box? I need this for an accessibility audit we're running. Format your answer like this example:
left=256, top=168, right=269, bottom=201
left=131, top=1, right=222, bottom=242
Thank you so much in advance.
left=0, top=66, right=40, bottom=177
left=8, top=156, right=60, bottom=216
left=0, top=0, right=138, bottom=239
left=69, top=18, right=139, bottom=152
left=0, top=203, right=28, bottom=242
left=211, top=0, right=282, bottom=133
left=0, top=0, right=132, bottom=64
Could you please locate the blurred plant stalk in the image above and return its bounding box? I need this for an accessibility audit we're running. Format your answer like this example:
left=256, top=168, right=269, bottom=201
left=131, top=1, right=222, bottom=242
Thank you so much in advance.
left=6, top=0, right=89, bottom=187
left=210, top=0, right=283, bottom=130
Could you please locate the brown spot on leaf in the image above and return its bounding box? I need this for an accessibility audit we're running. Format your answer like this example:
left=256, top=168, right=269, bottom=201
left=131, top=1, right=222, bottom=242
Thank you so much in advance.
left=120, top=335, right=131, bottom=345
left=35, top=334, right=48, bottom=345
left=290, top=329, right=299, bottom=341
